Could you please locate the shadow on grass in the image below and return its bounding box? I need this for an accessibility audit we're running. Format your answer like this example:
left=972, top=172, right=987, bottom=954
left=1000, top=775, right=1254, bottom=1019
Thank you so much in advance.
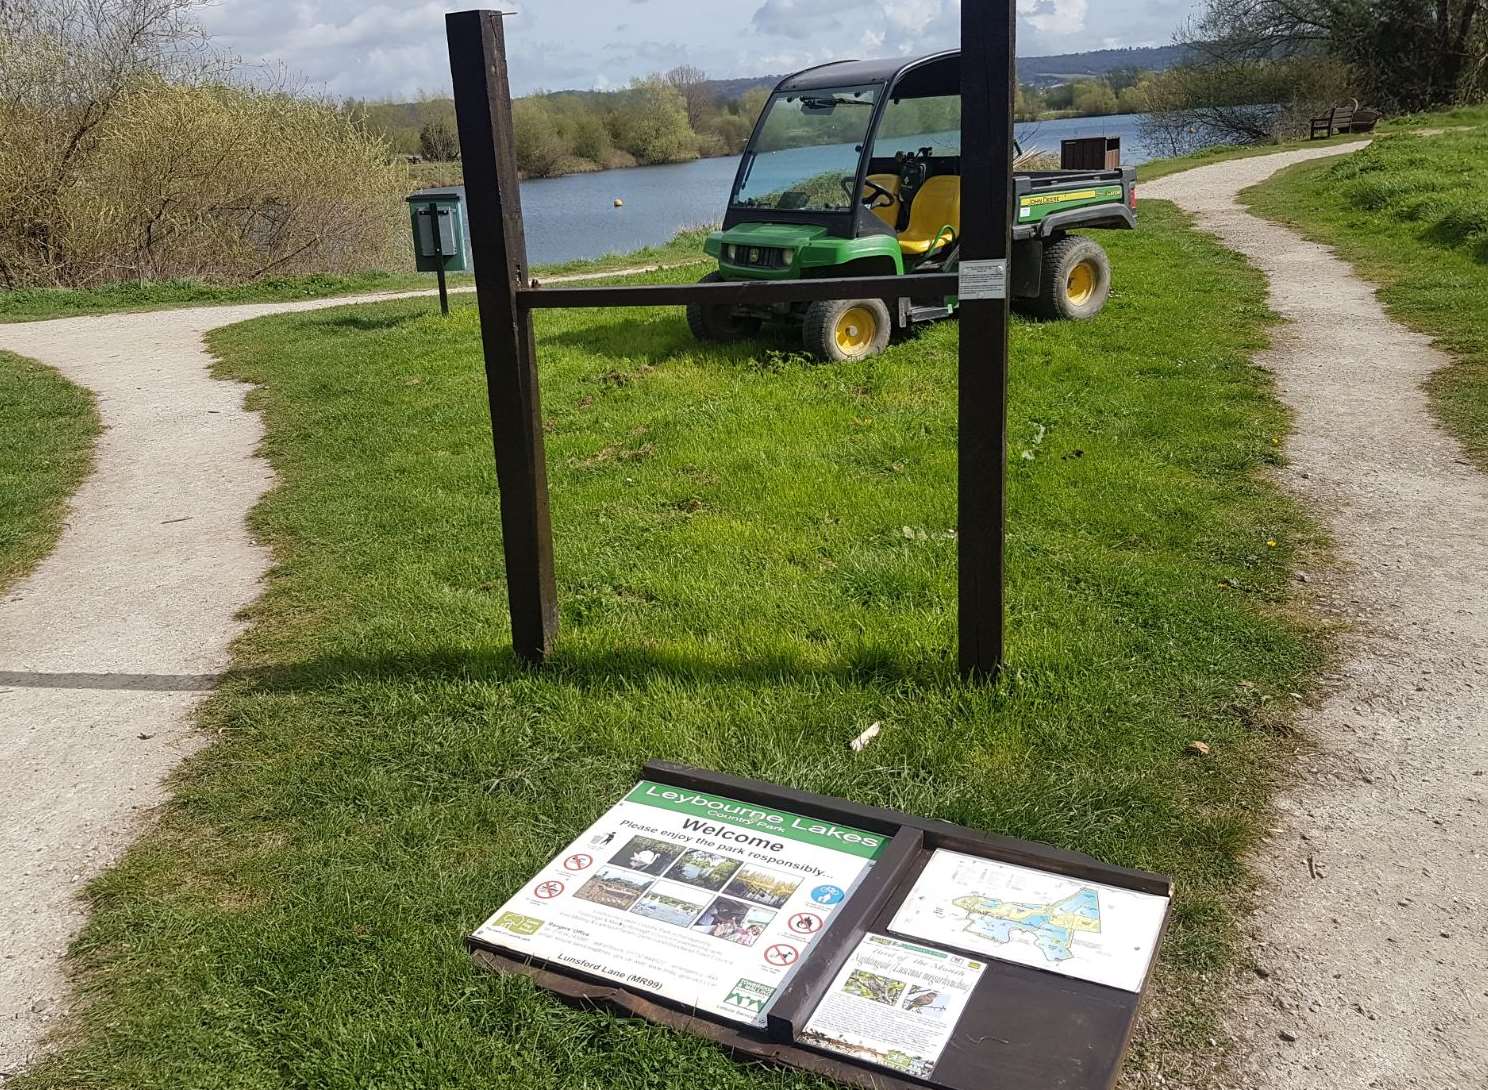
left=543, top=314, right=807, bottom=364
left=309, top=311, right=430, bottom=333
left=206, top=638, right=961, bottom=697
left=544, top=315, right=694, bottom=357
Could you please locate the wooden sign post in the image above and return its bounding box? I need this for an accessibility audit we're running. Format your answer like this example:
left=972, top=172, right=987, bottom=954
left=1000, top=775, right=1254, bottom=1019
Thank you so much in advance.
left=957, top=0, right=1015, bottom=676
left=446, top=1, right=1012, bottom=675
left=447, top=10, right=558, bottom=662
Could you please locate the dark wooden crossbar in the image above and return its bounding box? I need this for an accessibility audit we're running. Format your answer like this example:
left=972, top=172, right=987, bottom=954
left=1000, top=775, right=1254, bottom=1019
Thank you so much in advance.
left=516, top=274, right=961, bottom=310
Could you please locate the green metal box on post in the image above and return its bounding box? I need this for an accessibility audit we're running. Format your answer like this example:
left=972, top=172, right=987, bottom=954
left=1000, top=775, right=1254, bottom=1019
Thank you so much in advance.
left=407, top=186, right=470, bottom=314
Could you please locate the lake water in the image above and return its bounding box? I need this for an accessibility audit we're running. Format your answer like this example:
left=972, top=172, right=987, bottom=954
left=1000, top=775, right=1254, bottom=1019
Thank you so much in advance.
left=520, top=112, right=1159, bottom=265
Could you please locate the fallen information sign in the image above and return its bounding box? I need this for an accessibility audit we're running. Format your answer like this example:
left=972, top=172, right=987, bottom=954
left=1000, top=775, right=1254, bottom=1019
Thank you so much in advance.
left=473, top=779, right=887, bottom=1025
left=468, top=761, right=1173, bottom=1090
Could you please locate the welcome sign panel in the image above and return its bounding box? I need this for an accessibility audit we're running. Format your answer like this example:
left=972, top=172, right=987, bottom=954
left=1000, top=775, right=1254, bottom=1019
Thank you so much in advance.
left=473, top=780, right=887, bottom=1026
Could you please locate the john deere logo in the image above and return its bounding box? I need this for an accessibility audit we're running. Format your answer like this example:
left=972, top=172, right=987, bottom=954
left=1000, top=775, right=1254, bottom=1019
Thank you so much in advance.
left=723, top=979, right=774, bottom=1013
left=492, top=912, right=544, bottom=937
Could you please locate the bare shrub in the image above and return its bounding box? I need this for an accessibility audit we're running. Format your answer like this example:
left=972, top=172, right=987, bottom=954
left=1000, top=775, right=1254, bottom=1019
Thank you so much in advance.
left=0, top=0, right=408, bottom=288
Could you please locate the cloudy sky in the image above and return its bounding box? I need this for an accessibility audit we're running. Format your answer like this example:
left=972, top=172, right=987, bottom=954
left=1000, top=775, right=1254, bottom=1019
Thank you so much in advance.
left=199, top=0, right=1199, bottom=101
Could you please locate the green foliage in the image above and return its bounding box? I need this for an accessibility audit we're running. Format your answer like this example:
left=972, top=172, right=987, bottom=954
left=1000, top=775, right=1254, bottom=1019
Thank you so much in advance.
left=608, top=77, right=699, bottom=165
left=1073, top=80, right=1120, bottom=116
left=878, top=95, right=961, bottom=141
left=0, top=352, right=99, bottom=591
left=16, top=206, right=1324, bottom=1088
left=511, top=97, right=571, bottom=177
left=357, top=75, right=774, bottom=180
left=1246, top=126, right=1488, bottom=471
left=1014, top=70, right=1162, bottom=121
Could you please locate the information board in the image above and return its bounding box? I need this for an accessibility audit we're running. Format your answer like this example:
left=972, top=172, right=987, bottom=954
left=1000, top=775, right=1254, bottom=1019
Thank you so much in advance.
left=473, top=779, right=886, bottom=1026
left=468, top=761, right=1173, bottom=1090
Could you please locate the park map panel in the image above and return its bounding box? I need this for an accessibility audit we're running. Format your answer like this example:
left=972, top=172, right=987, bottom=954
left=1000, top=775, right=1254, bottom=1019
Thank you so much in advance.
left=473, top=780, right=886, bottom=1026
left=887, top=849, right=1169, bottom=992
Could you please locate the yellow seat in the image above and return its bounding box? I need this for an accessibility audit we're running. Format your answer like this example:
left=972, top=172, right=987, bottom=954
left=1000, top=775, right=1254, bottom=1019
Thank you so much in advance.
left=897, top=175, right=960, bottom=256
left=863, top=173, right=901, bottom=228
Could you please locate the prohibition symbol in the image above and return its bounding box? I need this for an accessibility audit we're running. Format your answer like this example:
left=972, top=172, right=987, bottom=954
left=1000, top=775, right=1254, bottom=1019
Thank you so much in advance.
left=788, top=912, right=823, bottom=936
left=534, top=880, right=565, bottom=899
left=763, top=943, right=799, bottom=967
left=563, top=853, right=593, bottom=872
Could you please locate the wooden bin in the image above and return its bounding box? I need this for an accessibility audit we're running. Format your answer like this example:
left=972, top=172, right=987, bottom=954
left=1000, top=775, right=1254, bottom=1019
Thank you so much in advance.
left=1060, top=136, right=1121, bottom=170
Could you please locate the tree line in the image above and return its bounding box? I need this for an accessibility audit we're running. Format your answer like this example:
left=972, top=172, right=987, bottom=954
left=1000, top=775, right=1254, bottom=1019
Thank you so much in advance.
left=1015, top=67, right=1159, bottom=120
left=349, top=67, right=772, bottom=180
left=352, top=64, right=1173, bottom=182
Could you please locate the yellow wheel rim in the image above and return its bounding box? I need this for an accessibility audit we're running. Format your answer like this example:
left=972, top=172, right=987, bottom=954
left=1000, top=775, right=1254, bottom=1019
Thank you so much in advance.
left=834, top=306, right=877, bottom=356
left=1066, top=260, right=1098, bottom=306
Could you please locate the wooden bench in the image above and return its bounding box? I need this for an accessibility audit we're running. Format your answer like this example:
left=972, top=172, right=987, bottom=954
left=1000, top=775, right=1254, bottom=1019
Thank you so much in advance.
left=1311, top=102, right=1355, bottom=139
left=1311, top=100, right=1380, bottom=139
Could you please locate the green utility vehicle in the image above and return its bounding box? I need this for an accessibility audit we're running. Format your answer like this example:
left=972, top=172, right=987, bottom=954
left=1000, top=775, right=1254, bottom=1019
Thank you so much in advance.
left=687, top=50, right=1137, bottom=360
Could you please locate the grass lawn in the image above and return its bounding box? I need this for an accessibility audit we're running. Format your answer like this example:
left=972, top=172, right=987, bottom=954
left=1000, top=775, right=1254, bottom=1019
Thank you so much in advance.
left=0, top=351, right=100, bottom=593
left=0, top=231, right=711, bottom=324
left=1244, top=125, right=1488, bottom=472
left=18, top=202, right=1323, bottom=1088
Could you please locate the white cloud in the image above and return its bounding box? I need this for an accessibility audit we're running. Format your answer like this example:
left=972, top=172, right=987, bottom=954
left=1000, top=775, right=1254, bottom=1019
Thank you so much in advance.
left=1017, top=0, right=1090, bottom=35
left=191, top=0, right=1194, bottom=101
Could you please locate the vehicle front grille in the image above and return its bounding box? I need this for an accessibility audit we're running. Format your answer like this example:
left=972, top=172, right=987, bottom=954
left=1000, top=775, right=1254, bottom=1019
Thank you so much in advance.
left=727, top=245, right=789, bottom=270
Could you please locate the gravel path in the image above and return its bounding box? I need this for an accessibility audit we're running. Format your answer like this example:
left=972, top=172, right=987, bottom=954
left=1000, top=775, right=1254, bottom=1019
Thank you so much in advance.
left=0, top=287, right=474, bottom=1077
left=1148, top=146, right=1488, bottom=1087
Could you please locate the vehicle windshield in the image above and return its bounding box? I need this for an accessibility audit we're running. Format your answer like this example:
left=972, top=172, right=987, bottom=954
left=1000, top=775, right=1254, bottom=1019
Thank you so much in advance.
left=732, top=85, right=880, bottom=212
left=872, top=94, right=961, bottom=157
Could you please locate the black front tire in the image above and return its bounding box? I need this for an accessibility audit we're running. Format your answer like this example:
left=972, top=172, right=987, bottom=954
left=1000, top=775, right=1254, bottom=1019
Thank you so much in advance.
left=1032, top=235, right=1111, bottom=320
left=686, top=272, right=762, bottom=342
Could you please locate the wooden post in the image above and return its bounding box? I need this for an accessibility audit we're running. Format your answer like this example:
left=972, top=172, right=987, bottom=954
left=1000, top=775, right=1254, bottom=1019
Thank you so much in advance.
left=427, top=201, right=450, bottom=315
left=957, top=0, right=1015, bottom=676
left=446, top=10, right=558, bottom=663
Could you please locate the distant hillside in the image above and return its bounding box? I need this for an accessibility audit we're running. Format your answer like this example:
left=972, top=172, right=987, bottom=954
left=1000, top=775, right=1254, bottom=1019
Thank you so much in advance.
left=1017, top=45, right=1189, bottom=86
left=697, top=46, right=1188, bottom=95
left=701, top=74, right=782, bottom=100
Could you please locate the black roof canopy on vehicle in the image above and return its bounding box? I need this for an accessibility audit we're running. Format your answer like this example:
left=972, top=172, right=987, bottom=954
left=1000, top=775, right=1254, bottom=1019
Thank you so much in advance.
left=775, top=50, right=959, bottom=98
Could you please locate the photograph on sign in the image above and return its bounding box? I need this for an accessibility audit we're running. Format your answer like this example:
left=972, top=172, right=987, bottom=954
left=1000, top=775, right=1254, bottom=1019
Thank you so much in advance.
left=472, top=780, right=887, bottom=1026
left=800, top=933, right=984, bottom=1078
left=887, top=850, right=1169, bottom=992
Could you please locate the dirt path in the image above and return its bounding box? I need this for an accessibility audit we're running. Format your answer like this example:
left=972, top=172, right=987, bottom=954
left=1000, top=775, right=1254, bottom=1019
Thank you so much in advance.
left=1148, top=147, right=1488, bottom=1087
left=0, top=255, right=707, bottom=1077
left=0, top=286, right=482, bottom=1077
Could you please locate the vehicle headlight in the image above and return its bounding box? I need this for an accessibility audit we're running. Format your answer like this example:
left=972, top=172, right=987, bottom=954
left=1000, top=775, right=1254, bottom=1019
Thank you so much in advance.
left=724, top=244, right=735, bottom=261
left=781, top=249, right=794, bottom=264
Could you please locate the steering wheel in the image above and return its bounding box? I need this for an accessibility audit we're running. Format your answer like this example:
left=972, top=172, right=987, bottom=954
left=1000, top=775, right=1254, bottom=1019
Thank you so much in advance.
left=840, top=175, right=896, bottom=209
left=862, top=176, right=897, bottom=209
